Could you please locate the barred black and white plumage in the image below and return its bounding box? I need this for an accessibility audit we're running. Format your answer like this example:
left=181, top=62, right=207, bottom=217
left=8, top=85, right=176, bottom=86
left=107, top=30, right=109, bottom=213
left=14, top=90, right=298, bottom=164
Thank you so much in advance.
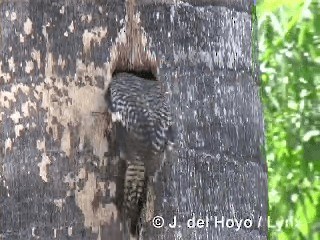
left=105, top=72, right=174, bottom=237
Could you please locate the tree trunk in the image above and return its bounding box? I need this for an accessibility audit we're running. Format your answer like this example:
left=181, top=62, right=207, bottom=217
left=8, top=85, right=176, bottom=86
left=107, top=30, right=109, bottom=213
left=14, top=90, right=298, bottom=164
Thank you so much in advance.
left=0, top=0, right=267, bottom=240
left=140, top=1, right=267, bottom=239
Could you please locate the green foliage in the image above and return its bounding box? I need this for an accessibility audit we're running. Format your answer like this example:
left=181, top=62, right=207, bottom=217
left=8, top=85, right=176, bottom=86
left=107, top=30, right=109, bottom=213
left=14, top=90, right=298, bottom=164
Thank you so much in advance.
left=257, top=0, right=320, bottom=239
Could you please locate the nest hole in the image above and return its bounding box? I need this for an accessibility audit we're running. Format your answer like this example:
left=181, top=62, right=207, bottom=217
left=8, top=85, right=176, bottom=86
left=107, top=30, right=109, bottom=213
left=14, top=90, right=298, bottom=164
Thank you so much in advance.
left=112, top=69, right=157, bottom=81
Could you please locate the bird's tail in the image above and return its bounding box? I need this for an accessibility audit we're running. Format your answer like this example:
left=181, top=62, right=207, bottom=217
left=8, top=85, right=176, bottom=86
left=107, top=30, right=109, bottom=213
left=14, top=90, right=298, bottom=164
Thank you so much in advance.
left=124, top=160, right=147, bottom=237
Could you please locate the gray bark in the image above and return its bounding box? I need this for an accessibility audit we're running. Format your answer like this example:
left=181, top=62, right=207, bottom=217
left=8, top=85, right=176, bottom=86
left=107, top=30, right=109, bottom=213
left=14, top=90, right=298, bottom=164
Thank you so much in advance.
left=0, top=0, right=267, bottom=240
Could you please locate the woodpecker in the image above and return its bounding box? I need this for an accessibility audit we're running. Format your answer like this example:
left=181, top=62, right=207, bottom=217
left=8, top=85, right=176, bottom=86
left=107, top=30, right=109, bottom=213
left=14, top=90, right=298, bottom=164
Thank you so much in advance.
left=105, top=72, right=173, bottom=237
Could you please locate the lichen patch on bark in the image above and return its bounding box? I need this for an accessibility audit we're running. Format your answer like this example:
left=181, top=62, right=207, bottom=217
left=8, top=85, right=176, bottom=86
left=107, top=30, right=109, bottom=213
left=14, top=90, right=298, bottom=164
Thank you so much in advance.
left=82, top=27, right=108, bottom=55
left=74, top=169, right=117, bottom=232
left=37, top=153, right=52, bottom=182
left=23, top=17, right=33, bottom=35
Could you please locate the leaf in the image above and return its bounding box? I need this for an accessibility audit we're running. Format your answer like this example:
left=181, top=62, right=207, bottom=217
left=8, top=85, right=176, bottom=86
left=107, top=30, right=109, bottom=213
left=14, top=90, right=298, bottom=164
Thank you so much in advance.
left=258, top=0, right=304, bottom=14
left=303, top=130, right=320, bottom=142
